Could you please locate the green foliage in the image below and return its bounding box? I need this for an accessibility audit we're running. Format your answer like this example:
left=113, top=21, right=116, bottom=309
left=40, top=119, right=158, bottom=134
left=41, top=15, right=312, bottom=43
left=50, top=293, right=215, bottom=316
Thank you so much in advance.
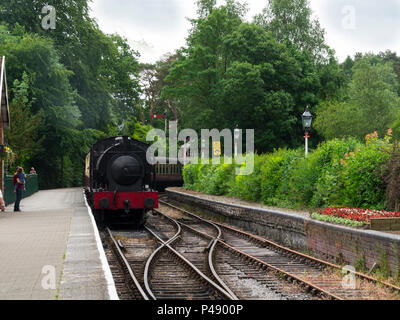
left=349, top=56, right=400, bottom=137
left=4, top=72, right=43, bottom=170
left=254, top=0, right=329, bottom=64
left=183, top=158, right=238, bottom=196
left=259, top=148, right=303, bottom=206
left=182, top=163, right=199, bottom=190
left=383, top=143, right=400, bottom=211
left=392, top=114, right=400, bottom=142
left=290, top=138, right=360, bottom=207
left=0, top=2, right=143, bottom=189
left=315, top=54, right=400, bottom=141
left=231, top=154, right=267, bottom=202
left=0, top=29, right=82, bottom=188
left=106, top=116, right=153, bottom=143
left=0, top=0, right=142, bottom=129
left=183, top=136, right=391, bottom=210
left=339, top=138, right=391, bottom=209
left=204, top=163, right=236, bottom=195
left=165, top=9, right=320, bottom=152
left=314, top=100, right=363, bottom=140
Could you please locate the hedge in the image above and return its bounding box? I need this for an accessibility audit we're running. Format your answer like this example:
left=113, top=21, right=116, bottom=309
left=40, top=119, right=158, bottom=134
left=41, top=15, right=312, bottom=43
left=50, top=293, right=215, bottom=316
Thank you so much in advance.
left=182, top=134, right=392, bottom=210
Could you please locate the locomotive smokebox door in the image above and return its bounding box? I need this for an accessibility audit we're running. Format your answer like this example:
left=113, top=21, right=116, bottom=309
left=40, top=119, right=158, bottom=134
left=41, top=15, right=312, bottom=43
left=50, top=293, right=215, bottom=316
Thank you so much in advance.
left=106, top=154, right=144, bottom=192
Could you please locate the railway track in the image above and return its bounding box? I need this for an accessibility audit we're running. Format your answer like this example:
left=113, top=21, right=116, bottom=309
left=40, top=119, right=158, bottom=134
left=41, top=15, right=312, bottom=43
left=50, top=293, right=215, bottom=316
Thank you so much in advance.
left=151, top=207, right=315, bottom=300
left=104, top=213, right=234, bottom=300
left=106, top=227, right=151, bottom=300
left=158, top=199, right=400, bottom=300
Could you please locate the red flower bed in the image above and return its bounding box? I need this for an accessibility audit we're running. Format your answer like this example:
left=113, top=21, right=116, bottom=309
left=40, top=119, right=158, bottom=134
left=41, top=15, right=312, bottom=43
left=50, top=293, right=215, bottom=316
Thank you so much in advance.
left=318, top=207, right=400, bottom=223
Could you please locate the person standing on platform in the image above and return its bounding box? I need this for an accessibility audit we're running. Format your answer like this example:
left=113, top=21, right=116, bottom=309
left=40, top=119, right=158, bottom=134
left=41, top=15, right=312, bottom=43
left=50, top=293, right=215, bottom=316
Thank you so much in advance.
left=13, top=167, right=25, bottom=212
left=14, top=168, right=26, bottom=192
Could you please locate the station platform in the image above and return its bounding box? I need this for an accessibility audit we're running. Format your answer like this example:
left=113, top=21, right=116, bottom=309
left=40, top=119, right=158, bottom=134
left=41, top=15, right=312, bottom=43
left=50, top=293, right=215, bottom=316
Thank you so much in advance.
left=0, top=188, right=118, bottom=300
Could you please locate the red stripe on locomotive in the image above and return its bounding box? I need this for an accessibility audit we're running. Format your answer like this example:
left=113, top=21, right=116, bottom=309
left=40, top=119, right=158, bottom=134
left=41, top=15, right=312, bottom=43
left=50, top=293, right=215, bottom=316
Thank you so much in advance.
left=94, top=191, right=158, bottom=211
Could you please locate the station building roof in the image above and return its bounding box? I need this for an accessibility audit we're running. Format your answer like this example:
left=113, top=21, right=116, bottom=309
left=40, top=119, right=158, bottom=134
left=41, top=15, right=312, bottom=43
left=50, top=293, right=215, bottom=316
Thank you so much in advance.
left=0, top=56, right=10, bottom=129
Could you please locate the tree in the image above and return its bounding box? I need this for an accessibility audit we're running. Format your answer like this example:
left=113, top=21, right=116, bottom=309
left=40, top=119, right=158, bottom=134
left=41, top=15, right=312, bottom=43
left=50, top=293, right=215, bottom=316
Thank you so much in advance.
left=255, top=0, right=329, bottom=64
left=0, top=28, right=80, bottom=188
left=0, top=0, right=142, bottom=130
left=341, top=55, right=354, bottom=82
left=4, top=73, right=43, bottom=170
left=163, top=2, right=245, bottom=132
left=103, top=34, right=141, bottom=120
left=164, top=1, right=321, bottom=152
left=313, top=100, right=364, bottom=140
left=139, top=54, right=180, bottom=130
left=350, top=56, right=399, bottom=136
left=157, top=54, right=180, bottom=122
left=315, top=55, right=400, bottom=140
left=140, top=63, right=160, bottom=126
left=378, top=50, right=400, bottom=94
left=220, top=23, right=319, bottom=151
left=196, top=0, right=217, bottom=18
left=0, top=1, right=142, bottom=188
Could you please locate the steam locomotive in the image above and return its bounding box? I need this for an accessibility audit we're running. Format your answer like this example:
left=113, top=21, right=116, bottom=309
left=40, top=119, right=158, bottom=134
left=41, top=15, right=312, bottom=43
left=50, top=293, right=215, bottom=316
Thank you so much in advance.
left=85, top=136, right=158, bottom=227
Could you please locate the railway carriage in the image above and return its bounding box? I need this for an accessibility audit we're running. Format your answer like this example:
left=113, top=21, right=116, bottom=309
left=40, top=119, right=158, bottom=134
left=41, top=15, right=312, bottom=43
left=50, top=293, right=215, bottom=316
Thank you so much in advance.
left=153, top=157, right=183, bottom=191
left=85, top=136, right=158, bottom=227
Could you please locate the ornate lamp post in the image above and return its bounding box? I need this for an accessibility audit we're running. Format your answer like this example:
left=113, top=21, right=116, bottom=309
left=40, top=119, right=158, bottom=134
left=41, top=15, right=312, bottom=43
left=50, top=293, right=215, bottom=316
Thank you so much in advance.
left=302, top=106, right=313, bottom=158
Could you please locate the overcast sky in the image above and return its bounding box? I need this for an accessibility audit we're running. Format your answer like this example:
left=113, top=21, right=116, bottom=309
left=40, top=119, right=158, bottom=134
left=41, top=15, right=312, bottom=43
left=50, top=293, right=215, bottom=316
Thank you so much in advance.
left=89, top=0, right=400, bottom=63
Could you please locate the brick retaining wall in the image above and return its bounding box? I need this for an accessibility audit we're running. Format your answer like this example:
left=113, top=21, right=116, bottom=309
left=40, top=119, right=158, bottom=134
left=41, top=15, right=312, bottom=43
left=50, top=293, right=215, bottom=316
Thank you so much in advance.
left=166, top=188, right=400, bottom=275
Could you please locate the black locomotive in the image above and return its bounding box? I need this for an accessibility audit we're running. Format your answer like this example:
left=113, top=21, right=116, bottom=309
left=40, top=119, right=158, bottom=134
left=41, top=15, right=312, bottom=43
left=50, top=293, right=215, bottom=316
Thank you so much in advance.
left=85, top=136, right=158, bottom=227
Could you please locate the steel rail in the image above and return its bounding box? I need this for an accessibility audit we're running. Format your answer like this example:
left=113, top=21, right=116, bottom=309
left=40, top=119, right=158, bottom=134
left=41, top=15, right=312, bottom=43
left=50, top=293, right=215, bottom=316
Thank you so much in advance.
left=213, top=220, right=400, bottom=294
left=216, top=239, right=342, bottom=300
left=106, top=227, right=149, bottom=300
left=143, top=213, right=181, bottom=300
left=160, top=199, right=400, bottom=293
left=154, top=208, right=239, bottom=300
left=168, top=216, right=342, bottom=299
left=157, top=203, right=340, bottom=300
left=145, top=224, right=235, bottom=300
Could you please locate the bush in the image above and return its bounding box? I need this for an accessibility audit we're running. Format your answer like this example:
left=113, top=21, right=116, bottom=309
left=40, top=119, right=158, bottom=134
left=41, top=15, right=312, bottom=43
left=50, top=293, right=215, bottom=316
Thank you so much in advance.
left=288, top=138, right=360, bottom=207
left=182, top=163, right=198, bottom=189
left=230, top=154, right=266, bottom=202
left=182, top=158, right=239, bottom=195
left=339, top=137, right=391, bottom=209
left=182, top=135, right=392, bottom=210
left=310, top=138, right=361, bottom=207
left=260, top=148, right=302, bottom=207
left=205, top=163, right=236, bottom=195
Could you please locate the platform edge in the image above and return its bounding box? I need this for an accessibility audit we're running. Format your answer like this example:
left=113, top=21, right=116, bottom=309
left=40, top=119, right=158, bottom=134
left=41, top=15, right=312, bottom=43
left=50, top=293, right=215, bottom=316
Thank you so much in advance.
left=83, top=190, right=119, bottom=300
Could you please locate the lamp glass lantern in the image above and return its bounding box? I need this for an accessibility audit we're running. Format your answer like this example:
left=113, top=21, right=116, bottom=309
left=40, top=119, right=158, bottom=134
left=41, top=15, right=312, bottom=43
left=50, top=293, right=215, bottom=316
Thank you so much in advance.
left=302, top=106, right=313, bottom=158
left=302, top=107, right=313, bottom=132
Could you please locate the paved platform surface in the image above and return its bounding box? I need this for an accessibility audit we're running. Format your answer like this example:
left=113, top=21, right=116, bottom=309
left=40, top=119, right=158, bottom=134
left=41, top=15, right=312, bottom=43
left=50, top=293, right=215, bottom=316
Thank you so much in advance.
left=0, top=188, right=118, bottom=300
